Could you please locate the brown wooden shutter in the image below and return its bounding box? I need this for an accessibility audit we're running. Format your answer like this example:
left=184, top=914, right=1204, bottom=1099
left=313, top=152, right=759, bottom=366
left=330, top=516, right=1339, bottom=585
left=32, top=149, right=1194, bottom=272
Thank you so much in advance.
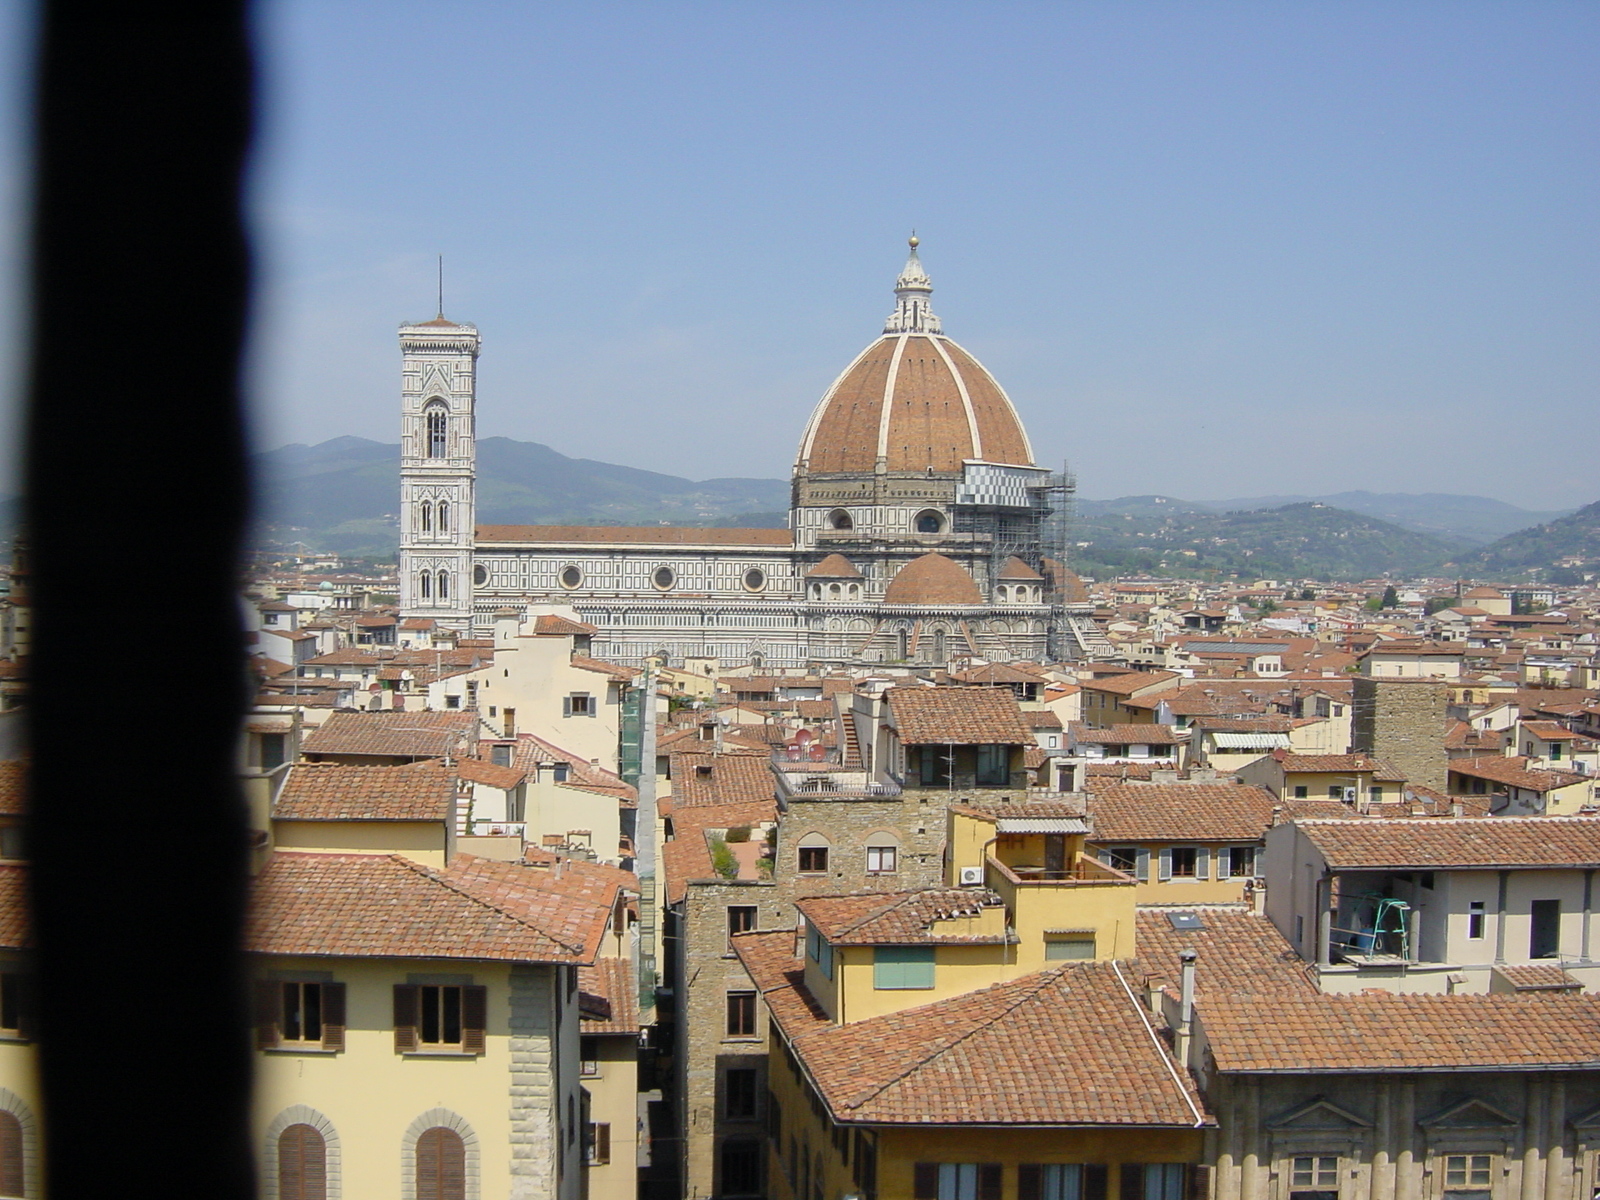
left=1085, top=1164, right=1109, bottom=1200
left=319, top=983, right=346, bottom=1052
left=13, top=976, right=35, bottom=1044
left=594, top=1122, right=610, bottom=1165
left=914, top=1162, right=939, bottom=1200
left=279, top=1123, right=326, bottom=1200
left=438, top=1128, right=466, bottom=1200
left=979, top=1163, right=1003, bottom=1200
left=0, top=1111, right=21, bottom=1198
left=1018, top=1164, right=1042, bottom=1200
left=1186, top=1165, right=1212, bottom=1200
left=255, top=980, right=281, bottom=1049
left=461, top=984, right=487, bottom=1054
left=416, top=1128, right=440, bottom=1200
left=393, top=984, right=418, bottom=1053
left=1120, top=1165, right=1146, bottom=1200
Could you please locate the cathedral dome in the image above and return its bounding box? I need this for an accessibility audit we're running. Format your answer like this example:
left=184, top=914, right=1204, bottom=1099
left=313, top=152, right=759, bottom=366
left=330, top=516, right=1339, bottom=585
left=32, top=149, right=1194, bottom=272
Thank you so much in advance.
left=884, top=553, right=983, bottom=606
left=806, top=553, right=864, bottom=579
left=795, top=240, right=1035, bottom=476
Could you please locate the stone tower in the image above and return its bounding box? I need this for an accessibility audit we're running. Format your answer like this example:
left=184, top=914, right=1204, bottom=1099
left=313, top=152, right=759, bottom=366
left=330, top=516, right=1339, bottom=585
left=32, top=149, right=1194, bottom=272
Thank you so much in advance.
left=398, top=314, right=480, bottom=629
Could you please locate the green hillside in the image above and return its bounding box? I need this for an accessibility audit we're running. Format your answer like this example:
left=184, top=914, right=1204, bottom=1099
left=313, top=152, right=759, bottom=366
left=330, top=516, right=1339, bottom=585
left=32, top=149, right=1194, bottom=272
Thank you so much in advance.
left=1070, top=501, right=1466, bottom=580
left=1446, top=500, right=1600, bottom=582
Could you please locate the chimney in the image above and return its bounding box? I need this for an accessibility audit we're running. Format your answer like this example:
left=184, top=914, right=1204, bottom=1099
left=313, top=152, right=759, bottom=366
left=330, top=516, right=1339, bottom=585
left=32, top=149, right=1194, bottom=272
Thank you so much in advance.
left=1174, top=949, right=1198, bottom=1067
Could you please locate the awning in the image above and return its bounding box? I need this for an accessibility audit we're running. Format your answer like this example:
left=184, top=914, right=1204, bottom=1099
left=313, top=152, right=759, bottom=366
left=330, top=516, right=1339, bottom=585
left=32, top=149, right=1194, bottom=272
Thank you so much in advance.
left=1209, top=732, right=1291, bottom=750
left=996, top=818, right=1091, bottom=834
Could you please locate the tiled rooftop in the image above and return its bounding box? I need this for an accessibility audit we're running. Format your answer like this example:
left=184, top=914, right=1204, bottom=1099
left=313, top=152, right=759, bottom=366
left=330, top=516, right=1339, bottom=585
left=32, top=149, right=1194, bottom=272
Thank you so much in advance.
left=1295, top=816, right=1600, bottom=869
left=886, top=686, right=1034, bottom=745
left=797, top=889, right=1010, bottom=946
left=300, top=710, right=477, bottom=759
left=274, top=762, right=459, bottom=822
left=1089, top=784, right=1277, bottom=843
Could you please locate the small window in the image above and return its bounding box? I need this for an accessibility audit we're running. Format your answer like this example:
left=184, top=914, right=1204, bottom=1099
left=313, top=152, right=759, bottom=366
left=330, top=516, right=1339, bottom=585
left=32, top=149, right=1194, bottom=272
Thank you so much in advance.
left=1018, top=1163, right=1095, bottom=1200
left=653, top=566, right=676, bottom=590
left=436, top=570, right=449, bottom=601
left=975, top=744, right=1009, bottom=787
left=436, top=500, right=449, bottom=533
left=725, top=1067, right=760, bottom=1120
left=829, top=510, right=853, bottom=530
left=1169, top=847, right=1198, bottom=878
left=490, top=744, right=512, bottom=768
left=914, top=510, right=944, bottom=534
left=798, top=845, right=829, bottom=874
left=1226, top=846, right=1257, bottom=878
left=259, top=732, right=288, bottom=772
left=1292, top=785, right=1308, bottom=799
left=560, top=565, right=582, bottom=589
left=444, top=695, right=461, bottom=709
left=1444, top=1154, right=1493, bottom=1190
left=725, top=991, right=757, bottom=1038
left=728, top=905, right=757, bottom=950
left=420, top=572, right=432, bottom=599
left=1136, top=1163, right=1187, bottom=1200
left=866, top=844, right=898, bottom=875
left=586, top=1122, right=611, bottom=1167
left=743, top=569, right=766, bottom=593
left=1467, top=900, right=1486, bottom=940
left=419, top=501, right=433, bottom=533
left=472, top=564, right=487, bottom=586
left=1290, top=1156, right=1338, bottom=1200
left=874, top=946, right=935, bottom=990
left=567, top=693, right=593, bottom=716
left=580, top=1035, right=600, bottom=1077
left=0, top=973, right=26, bottom=1041
left=1105, top=847, right=1138, bottom=874
left=1045, top=935, right=1095, bottom=960
left=257, top=980, right=346, bottom=1053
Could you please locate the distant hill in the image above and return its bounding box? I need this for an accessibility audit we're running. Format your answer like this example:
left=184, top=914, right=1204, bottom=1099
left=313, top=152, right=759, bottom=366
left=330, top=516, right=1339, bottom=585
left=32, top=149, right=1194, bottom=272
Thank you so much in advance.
left=1194, top=491, right=1570, bottom=545
left=254, top=436, right=790, bottom=556
left=1070, top=501, right=1466, bottom=580
left=1445, top=500, right=1600, bottom=582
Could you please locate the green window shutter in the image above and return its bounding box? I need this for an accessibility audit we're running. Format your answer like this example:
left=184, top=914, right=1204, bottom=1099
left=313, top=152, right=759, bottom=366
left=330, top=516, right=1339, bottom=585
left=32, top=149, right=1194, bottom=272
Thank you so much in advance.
left=874, top=946, right=935, bottom=990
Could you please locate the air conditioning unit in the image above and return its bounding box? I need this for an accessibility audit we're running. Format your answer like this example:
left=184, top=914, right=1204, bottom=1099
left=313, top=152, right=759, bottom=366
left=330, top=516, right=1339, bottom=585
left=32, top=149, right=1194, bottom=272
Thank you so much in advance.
left=958, top=865, right=984, bottom=886
left=1342, top=787, right=1358, bottom=804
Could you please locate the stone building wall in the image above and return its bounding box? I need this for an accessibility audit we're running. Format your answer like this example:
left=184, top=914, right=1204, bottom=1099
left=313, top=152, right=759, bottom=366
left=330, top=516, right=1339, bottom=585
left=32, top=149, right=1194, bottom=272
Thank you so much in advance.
left=1352, top=678, right=1447, bottom=793
left=1208, top=1069, right=1600, bottom=1200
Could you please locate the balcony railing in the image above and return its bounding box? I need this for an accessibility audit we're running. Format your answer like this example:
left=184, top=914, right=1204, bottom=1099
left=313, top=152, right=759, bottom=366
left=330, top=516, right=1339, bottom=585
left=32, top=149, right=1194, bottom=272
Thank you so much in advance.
left=986, top=854, right=1133, bottom=886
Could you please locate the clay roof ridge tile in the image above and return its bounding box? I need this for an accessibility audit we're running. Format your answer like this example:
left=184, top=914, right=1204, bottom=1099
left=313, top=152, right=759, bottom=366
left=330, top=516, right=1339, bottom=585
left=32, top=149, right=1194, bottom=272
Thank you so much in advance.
left=404, top=855, right=597, bottom=959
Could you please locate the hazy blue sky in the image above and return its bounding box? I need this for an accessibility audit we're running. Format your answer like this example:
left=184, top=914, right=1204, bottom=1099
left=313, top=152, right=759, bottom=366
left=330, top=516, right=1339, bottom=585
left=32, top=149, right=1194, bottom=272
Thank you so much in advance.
left=2, top=2, right=1598, bottom=507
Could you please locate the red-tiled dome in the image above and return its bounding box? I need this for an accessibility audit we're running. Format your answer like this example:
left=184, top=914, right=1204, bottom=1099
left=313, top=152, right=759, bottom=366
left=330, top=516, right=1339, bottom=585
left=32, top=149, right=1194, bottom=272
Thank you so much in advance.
left=884, top=554, right=983, bottom=606
left=795, top=243, right=1034, bottom=476
left=805, top=553, right=863, bottom=579
left=997, top=555, right=1043, bottom=581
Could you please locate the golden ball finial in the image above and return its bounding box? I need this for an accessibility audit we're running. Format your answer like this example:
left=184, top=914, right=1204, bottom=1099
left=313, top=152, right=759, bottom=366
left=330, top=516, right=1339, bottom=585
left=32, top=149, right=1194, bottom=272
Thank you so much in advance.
left=908, top=231, right=919, bottom=249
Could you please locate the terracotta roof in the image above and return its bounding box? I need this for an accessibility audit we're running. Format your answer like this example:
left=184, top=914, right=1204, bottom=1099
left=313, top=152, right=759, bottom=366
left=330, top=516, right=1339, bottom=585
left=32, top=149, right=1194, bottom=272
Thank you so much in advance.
left=796, top=331, right=1034, bottom=475
left=997, top=555, right=1044, bottom=582
left=300, top=710, right=477, bottom=759
left=797, top=889, right=1010, bottom=945
left=1070, top=723, right=1187, bottom=746
left=1444, top=721, right=1505, bottom=752
left=883, top=553, right=983, bottom=606
left=1295, top=817, right=1600, bottom=869
left=806, top=554, right=863, bottom=580
left=1363, top=641, right=1462, bottom=657
left=1083, top=670, right=1180, bottom=697
left=1202, top=993, right=1600, bottom=1073
left=580, top=957, right=641, bottom=1034
left=274, top=762, right=459, bottom=822
left=571, top=655, right=634, bottom=681
left=1134, top=908, right=1315, bottom=1000
left=668, top=749, right=775, bottom=807
left=951, top=801, right=1088, bottom=824
left=950, top=662, right=1047, bottom=686
left=1089, top=784, right=1277, bottom=843
left=1519, top=721, right=1581, bottom=741
left=475, top=525, right=792, bottom=547
left=246, top=852, right=614, bottom=964
left=660, top=799, right=778, bottom=903
left=886, top=686, right=1033, bottom=745
left=530, top=614, right=598, bottom=637
left=737, top=944, right=1209, bottom=1127
left=0, top=867, right=28, bottom=949
left=1448, top=755, right=1590, bottom=793
left=454, top=757, right=527, bottom=789
left=1191, top=716, right=1293, bottom=734
left=0, top=762, right=24, bottom=816
left=1493, top=963, right=1582, bottom=992
left=1280, top=754, right=1401, bottom=777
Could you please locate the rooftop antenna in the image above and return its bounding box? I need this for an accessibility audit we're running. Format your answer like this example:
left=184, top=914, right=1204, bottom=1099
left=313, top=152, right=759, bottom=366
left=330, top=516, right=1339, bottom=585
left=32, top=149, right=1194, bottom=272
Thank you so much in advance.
left=436, top=254, right=444, bottom=319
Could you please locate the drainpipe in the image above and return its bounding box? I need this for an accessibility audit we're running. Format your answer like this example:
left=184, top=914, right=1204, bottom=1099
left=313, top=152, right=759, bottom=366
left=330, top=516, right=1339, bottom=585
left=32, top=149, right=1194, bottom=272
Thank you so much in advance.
left=1174, top=949, right=1197, bottom=1067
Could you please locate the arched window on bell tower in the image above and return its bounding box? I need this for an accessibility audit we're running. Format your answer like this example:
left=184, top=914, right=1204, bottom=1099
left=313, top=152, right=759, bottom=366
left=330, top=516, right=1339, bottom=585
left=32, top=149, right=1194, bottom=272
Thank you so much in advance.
left=425, top=401, right=448, bottom=459
left=437, top=500, right=449, bottom=533
left=437, top=570, right=450, bottom=601
left=419, top=501, right=433, bottom=534
left=420, top=572, right=432, bottom=600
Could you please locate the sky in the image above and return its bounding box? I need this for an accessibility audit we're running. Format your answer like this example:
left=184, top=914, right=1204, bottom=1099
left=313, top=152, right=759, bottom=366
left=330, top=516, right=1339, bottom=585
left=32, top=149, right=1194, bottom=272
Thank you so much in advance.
left=1, top=2, right=1598, bottom=508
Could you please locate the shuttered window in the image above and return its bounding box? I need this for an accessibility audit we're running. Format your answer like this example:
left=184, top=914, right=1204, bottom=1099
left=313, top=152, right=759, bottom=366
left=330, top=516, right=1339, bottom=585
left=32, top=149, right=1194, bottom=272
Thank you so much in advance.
left=1020, top=1164, right=1108, bottom=1200
left=416, top=1127, right=466, bottom=1200
left=914, top=1162, right=1002, bottom=1200
left=277, top=1123, right=326, bottom=1200
left=255, top=981, right=345, bottom=1052
left=1120, top=1164, right=1201, bottom=1200
left=586, top=1123, right=611, bottom=1166
left=874, top=946, right=935, bottom=990
left=0, top=1111, right=21, bottom=1198
left=394, top=984, right=487, bottom=1054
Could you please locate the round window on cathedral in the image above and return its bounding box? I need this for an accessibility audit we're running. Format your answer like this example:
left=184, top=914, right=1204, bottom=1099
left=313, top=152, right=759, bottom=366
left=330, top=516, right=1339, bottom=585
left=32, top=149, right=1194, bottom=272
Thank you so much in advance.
left=743, top=568, right=767, bottom=593
left=653, top=566, right=676, bottom=591
left=914, top=509, right=944, bottom=534
left=473, top=565, right=488, bottom=586
left=560, top=565, right=583, bottom=589
left=829, top=509, right=853, bottom=531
